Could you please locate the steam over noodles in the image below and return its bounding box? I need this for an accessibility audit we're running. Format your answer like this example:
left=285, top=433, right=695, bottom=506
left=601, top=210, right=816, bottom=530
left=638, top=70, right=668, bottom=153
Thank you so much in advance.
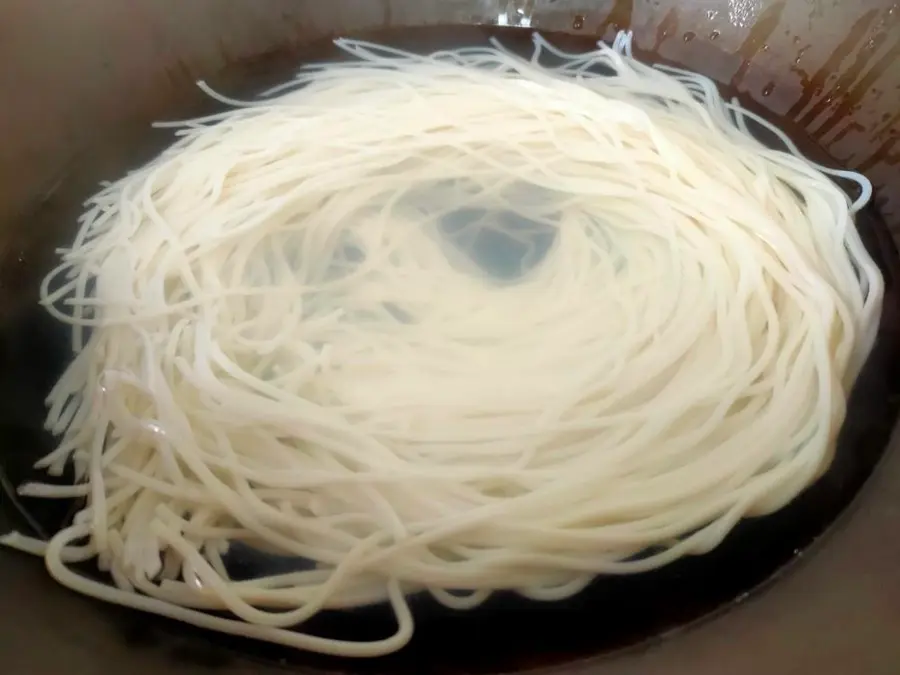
left=0, top=30, right=883, bottom=656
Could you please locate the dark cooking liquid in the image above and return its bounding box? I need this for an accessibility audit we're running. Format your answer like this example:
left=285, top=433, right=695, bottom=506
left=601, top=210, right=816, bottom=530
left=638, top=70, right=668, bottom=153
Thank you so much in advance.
left=1, top=25, right=899, bottom=675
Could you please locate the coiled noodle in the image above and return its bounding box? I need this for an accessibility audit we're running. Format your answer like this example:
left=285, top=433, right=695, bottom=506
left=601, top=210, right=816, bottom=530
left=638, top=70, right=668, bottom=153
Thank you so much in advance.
left=0, top=30, right=883, bottom=657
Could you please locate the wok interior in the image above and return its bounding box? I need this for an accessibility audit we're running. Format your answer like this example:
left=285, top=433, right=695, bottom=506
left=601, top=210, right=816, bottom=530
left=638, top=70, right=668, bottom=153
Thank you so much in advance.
left=0, top=1, right=898, bottom=673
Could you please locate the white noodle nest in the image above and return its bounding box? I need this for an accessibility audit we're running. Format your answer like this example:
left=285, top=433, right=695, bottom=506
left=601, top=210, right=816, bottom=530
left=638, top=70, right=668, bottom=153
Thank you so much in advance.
left=1, top=31, right=883, bottom=656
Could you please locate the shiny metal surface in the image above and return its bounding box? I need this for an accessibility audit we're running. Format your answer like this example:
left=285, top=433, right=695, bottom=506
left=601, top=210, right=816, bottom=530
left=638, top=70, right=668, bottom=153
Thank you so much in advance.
left=1, top=1, right=898, bottom=673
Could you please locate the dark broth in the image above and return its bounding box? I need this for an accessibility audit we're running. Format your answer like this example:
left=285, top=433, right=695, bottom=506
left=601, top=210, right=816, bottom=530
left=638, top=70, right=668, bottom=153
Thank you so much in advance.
left=1, top=25, right=899, bottom=675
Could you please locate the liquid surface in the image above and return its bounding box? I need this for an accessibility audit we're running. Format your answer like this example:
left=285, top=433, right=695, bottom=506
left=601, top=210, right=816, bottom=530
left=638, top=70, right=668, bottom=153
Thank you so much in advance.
left=1, top=25, right=899, bottom=674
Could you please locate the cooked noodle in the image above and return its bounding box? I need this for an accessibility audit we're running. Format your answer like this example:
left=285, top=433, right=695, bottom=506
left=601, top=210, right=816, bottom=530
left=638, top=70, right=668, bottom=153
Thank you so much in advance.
left=0, top=30, right=883, bottom=656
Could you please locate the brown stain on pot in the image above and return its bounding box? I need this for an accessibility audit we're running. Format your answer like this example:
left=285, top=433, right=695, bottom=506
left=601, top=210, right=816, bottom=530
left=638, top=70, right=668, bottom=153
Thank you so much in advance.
left=804, top=5, right=900, bottom=137
left=788, top=10, right=878, bottom=119
left=858, top=137, right=899, bottom=172
left=829, top=121, right=865, bottom=145
left=813, top=39, right=900, bottom=140
left=653, top=8, right=679, bottom=51
left=874, top=111, right=900, bottom=141
left=606, top=0, right=634, bottom=31
left=733, top=1, right=786, bottom=87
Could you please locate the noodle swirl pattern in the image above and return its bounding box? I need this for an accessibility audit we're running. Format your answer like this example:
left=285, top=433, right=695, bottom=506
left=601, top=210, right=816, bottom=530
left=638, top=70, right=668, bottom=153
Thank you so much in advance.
left=0, top=30, right=883, bottom=656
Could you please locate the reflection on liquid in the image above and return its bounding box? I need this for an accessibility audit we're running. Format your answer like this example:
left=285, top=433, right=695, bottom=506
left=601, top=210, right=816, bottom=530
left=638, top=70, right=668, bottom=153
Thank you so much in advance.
left=729, top=0, right=762, bottom=29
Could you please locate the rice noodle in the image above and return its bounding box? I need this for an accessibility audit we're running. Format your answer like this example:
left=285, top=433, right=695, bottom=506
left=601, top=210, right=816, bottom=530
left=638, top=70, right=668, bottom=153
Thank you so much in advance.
left=0, top=29, right=883, bottom=657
